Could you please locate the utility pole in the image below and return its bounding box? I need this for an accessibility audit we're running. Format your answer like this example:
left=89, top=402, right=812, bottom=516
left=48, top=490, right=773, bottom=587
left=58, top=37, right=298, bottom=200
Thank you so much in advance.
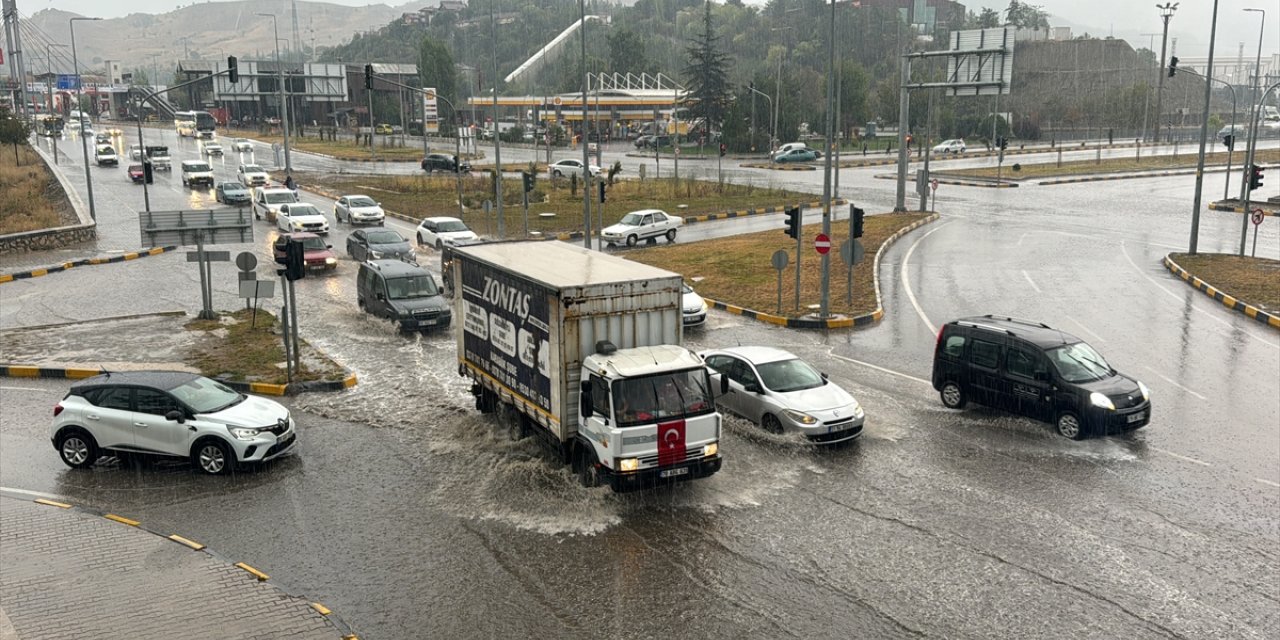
left=819, top=0, right=836, bottom=318
left=1153, top=3, right=1178, bottom=145
left=492, top=1, right=504, bottom=238
left=1187, top=0, right=1220, bottom=256
left=70, top=16, right=101, bottom=221
left=579, top=0, right=590, bottom=248
left=3, top=0, right=31, bottom=119
left=894, top=54, right=911, bottom=212
left=1238, top=7, right=1266, bottom=256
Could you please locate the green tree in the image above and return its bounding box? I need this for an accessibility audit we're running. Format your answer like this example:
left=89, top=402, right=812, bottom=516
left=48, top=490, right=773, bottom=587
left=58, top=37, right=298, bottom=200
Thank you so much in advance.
left=418, top=36, right=458, bottom=126
left=1005, top=1, right=1049, bottom=29
left=978, top=8, right=1002, bottom=28
left=0, top=107, right=31, bottom=164
left=608, top=28, right=650, bottom=75
left=682, top=1, right=733, bottom=138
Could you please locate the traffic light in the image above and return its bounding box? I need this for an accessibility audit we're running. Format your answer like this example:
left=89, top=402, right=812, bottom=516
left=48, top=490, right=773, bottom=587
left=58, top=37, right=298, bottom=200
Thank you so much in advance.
left=852, top=206, right=865, bottom=239
left=998, top=136, right=1008, bottom=151
left=227, top=56, right=238, bottom=83
left=143, top=160, right=154, bottom=185
left=364, top=64, right=374, bottom=90
left=1249, top=164, right=1265, bottom=191
left=598, top=181, right=606, bottom=203
left=719, top=143, right=726, bottom=157
left=522, top=171, right=536, bottom=193
left=1223, top=134, right=1234, bottom=151
left=1168, top=56, right=1179, bottom=78
left=280, top=239, right=305, bottom=281
left=784, top=206, right=800, bottom=239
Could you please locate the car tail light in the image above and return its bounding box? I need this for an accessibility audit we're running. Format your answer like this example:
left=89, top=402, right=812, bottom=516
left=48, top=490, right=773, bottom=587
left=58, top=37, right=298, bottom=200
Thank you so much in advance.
left=935, top=326, right=945, bottom=352
left=53, top=403, right=64, bottom=417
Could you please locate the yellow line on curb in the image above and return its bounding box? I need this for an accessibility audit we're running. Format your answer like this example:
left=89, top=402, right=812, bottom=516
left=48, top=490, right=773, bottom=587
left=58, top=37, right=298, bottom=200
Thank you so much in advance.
left=235, top=562, right=270, bottom=581
left=34, top=498, right=72, bottom=508
left=343, top=375, right=358, bottom=388
left=168, top=534, right=206, bottom=550
left=29, top=269, right=47, bottom=278
left=0, top=274, right=12, bottom=283
left=248, top=382, right=288, bottom=396
left=7, top=366, right=38, bottom=377
left=65, top=368, right=99, bottom=379
left=123, top=252, right=139, bottom=260
left=311, top=603, right=332, bottom=616
left=104, top=513, right=140, bottom=526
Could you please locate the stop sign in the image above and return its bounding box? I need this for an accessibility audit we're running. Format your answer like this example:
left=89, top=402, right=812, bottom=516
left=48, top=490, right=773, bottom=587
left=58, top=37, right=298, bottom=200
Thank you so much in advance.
left=814, top=233, right=831, bottom=255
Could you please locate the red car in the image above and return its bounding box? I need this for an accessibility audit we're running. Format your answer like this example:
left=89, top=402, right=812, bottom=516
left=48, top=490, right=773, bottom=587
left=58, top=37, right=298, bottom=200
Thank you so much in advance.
left=273, top=232, right=337, bottom=273
left=127, top=164, right=145, bottom=183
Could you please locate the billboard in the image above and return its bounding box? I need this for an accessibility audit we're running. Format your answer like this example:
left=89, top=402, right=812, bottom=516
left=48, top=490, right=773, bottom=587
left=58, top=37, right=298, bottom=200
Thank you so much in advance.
left=422, top=87, right=439, bottom=134
left=944, top=28, right=1014, bottom=97
left=460, top=259, right=552, bottom=412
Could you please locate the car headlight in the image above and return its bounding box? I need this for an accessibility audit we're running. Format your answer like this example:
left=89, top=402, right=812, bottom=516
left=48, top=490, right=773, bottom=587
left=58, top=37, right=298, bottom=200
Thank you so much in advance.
left=370, top=250, right=384, bottom=259
left=399, top=309, right=413, bottom=318
left=852, top=402, right=865, bottom=419
left=703, top=442, right=718, bottom=457
left=619, top=457, right=639, bottom=472
left=1138, top=381, right=1149, bottom=402
left=325, top=257, right=336, bottom=265
left=700, top=301, right=708, bottom=313
left=1090, top=391, right=1115, bottom=410
left=292, top=222, right=304, bottom=229
left=229, top=427, right=261, bottom=440
left=782, top=409, right=818, bottom=425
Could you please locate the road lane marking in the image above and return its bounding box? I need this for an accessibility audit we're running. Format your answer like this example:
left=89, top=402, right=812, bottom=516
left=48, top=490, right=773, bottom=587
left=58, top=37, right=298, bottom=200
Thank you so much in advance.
left=0, top=386, right=57, bottom=392
left=1021, top=270, right=1042, bottom=293
left=1151, top=447, right=1212, bottom=467
left=1141, top=366, right=1207, bottom=401
left=900, top=222, right=953, bottom=336
left=0, top=487, right=69, bottom=500
left=826, top=350, right=932, bottom=386
left=1256, top=478, right=1280, bottom=488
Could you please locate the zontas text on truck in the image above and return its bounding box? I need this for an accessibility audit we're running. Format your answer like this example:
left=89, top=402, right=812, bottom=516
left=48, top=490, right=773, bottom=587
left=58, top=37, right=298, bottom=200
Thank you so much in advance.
left=452, top=241, right=724, bottom=492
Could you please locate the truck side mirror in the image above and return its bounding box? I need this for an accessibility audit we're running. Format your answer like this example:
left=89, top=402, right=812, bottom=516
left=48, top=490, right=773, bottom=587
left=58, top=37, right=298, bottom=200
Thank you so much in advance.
left=579, top=380, right=593, bottom=417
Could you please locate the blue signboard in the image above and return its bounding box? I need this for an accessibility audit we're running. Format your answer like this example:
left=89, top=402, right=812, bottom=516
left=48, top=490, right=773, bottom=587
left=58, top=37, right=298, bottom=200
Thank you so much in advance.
left=56, top=74, right=80, bottom=90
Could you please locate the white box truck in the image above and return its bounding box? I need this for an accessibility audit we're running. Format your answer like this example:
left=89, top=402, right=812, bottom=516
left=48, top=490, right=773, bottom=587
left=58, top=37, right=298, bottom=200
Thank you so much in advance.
left=453, top=241, right=724, bottom=491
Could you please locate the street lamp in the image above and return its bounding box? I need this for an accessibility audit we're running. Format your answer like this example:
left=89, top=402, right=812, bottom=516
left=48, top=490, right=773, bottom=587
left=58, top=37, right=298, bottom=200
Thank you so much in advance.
left=580, top=0, right=591, bottom=248
left=1238, top=7, right=1266, bottom=255
left=1186, top=0, right=1221, bottom=256
left=257, top=13, right=292, bottom=174
left=746, top=83, right=773, bottom=152
left=1153, top=2, right=1178, bottom=145
left=69, top=16, right=101, bottom=221
left=45, top=43, right=67, bottom=116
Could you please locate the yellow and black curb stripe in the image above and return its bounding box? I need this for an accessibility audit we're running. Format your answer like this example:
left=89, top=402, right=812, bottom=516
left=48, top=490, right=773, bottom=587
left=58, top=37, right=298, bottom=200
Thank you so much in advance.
left=739, top=162, right=818, bottom=171
left=680, top=199, right=849, bottom=225
left=1039, top=169, right=1198, bottom=186
left=704, top=213, right=941, bottom=330
left=1208, top=201, right=1279, bottom=215
left=873, top=174, right=1015, bottom=188
left=0, top=246, right=178, bottom=285
left=2, top=491, right=360, bottom=639
left=1163, top=254, right=1280, bottom=331
left=0, top=365, right=360, bottom=397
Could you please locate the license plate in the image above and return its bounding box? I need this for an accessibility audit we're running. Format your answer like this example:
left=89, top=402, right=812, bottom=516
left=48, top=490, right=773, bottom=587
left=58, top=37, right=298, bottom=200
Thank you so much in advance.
left=659, top=467, right=690, bottom=479
left=1127, top=412, right=1145, bottom=423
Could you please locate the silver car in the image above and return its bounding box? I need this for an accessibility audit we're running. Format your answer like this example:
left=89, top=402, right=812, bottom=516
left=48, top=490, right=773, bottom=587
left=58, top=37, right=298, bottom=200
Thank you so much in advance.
left=700, top=346, right=865, bottom=444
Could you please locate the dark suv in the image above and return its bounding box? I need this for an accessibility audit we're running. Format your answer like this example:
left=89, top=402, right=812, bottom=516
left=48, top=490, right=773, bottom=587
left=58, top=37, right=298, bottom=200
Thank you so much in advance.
left=356, top=259, right=451, bottom=332
left=931, top=315, right=1151, bottom=439
left=421, top=153, right=470, bottom=173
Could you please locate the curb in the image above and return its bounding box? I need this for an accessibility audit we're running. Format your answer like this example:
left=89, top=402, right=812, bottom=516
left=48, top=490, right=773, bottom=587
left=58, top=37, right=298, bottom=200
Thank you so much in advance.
left=874, top=174, right=1016, bottom=188
left=704, top=213, right=941, bottom=330
left=739, top=163, right=818, bottom=171
left=1208, top=201, right=1279, bottom=215
left=1162, top=254, right=1280, bottom=331
left=681, top=199, right=849, bottom=225
left=0, top=365, right=359, bottom=397
left=0, top=491, right=361, bottom=640
left=1039, top=169, right=1198, bottom=185
left=0, top=246, right=179, bottom=284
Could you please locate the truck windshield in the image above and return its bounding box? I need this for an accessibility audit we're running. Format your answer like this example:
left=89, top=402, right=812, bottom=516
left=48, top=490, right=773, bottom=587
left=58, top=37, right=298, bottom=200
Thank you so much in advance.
left=613, top=369, right=714, bottom=427
left=386, top=275, right=437, bottom=299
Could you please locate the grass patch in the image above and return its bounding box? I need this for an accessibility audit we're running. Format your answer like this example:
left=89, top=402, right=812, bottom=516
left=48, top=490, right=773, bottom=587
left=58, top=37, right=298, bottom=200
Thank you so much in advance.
left=183, top=309, right=345, bottom=384
left=627, top=212, right=929, bottom=318
left=222, top=128, right=439, bottom=161
left=1169, top=253, right=1280, bottom=312
left=290, top=173, right=821, bottom=236
left=0, top=144, right=72, bottom=234
left=949, top=148, right=1280, bottom=180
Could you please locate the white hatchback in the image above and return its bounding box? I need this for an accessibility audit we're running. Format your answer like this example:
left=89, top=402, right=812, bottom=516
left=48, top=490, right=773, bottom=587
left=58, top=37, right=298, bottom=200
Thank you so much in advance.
left=932, top=139, right=967, bottom=154
left=50, top=371, right=297, bottom=475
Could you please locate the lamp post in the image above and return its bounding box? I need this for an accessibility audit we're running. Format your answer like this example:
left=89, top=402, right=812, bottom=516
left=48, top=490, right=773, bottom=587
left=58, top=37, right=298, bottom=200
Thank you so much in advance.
left=746, top=84, right=773, bottom=152
left=1153, top=3, right=1178, bottom=145
left=580, top=0, right=590, bottom=248
left=491, top=1, right=504, bottom=238
left=69, top=16, right=100, bottom=221
left=257, top=13, right=292, bottom=175
left=1238, top=7, right=1266, bottom=256
left=1186, top=0, right=1220, bottom=256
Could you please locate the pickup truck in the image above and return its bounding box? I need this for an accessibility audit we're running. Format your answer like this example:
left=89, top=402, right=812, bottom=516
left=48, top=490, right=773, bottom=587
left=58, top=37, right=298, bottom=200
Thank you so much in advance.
left=144, top=146, right=171, bottom=171
left=452, top=241, right=724, bottom=491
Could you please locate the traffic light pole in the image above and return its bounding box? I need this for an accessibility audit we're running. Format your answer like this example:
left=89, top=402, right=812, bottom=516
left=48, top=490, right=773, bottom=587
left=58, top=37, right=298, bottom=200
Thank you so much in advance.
left=1240, top=82, right=1278, bottom=256
left=1185, top=1, right=1220, bottom=257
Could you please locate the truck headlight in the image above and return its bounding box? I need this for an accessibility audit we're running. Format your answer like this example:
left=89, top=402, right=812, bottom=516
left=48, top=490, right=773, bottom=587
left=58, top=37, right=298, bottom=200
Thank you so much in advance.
left=619, top=457, right=639, bottom=472
left=1138, top=381, right=1149, bottom=402
left=703, top=442, right=718, bottom=457
left=229, top=427, right=261, bottom=440
left=782, top=409, right=818, bottom=425
left=1089, top=392, right=1115, bottom=410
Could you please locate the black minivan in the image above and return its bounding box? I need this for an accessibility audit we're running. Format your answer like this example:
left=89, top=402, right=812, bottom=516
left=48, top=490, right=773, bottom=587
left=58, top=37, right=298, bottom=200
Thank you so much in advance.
left=931, top=316, right=1151, bottom=439
left=356, top=259, right=452, bottom=332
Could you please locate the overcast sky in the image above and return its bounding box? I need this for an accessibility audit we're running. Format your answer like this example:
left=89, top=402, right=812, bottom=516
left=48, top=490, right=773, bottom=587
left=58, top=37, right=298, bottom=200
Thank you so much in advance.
left=27, top=0, right=1280, bottom=58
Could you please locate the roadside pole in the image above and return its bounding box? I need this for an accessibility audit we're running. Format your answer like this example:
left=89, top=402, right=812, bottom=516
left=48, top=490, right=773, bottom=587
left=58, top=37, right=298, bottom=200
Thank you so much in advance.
left=288, top=275, right=300, bottom=374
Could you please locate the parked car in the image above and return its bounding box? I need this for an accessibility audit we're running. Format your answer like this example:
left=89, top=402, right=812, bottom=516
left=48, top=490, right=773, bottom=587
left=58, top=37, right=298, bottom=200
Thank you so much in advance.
left=932, top=138, right=967, bottom=154
left=701, top=346, right=865, bottom=444
left=347, top=227, right=413, bottom=263
left=421, top=153, right=470, bottom=173
left=252, top=187, right=298, bottom=222
left=548, top=158, right=601, bottom=178
left=127, top=164, right=145, bottom=183
left=50, top=371, right=297, bottom=475
left=416, top=216, right=479, bottom=250
left=601, top=209, right=682, bottom=247
left=375, top=123, right=394, bottom=135
left=231, top=138, right=253, bottom=152
left=237, top=163, right=269, bottom=187
left=683, top=283, right=708, bottom=327
left=334, top=195, right=385, bottom=225
left=94, top=144, right=118, bottom=166
left=202, top=141, right=224, bottom=156
left=356, top=259, right=452, bottom=332
left=635, top=134, right=672, bottom=149
left=273, top=232, right=337, bottom=273
left=774, top=142, right=809, bottom=155
left=180, top=160, right=215, bottom=188
left=276, top=202, right=329, bottom=235
left=932, top=315, right=1151, bottom=440
left=773, top=148, right=818, bottom=163
left=215, top=181, right=251, bottom=205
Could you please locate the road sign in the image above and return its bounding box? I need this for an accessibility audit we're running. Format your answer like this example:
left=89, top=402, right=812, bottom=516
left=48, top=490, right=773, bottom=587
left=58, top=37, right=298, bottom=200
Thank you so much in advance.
left=930, top=178, right=939, bottom=192
left=771, top=249, right=789, bottom=271
left=187, top=251, right=231, bottom=262
left=239, top=279, right=276, bottom=299
left=840, top=239, right=866, bottom=266
left=235, top=251, right=257, bottom=272
left=1252, top=209, right=1265, bottom=226
left=814, top=234, right=831, bottom=255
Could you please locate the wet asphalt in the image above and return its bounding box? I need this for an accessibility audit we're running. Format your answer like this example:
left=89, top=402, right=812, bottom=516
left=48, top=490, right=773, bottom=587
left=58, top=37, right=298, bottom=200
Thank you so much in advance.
left=0, top=127, right=1276, bottom=639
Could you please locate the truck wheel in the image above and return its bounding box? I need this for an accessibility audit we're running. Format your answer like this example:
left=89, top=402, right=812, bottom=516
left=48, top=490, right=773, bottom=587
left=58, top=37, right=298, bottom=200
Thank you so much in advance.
left=577, top=447, right=600, bottom=488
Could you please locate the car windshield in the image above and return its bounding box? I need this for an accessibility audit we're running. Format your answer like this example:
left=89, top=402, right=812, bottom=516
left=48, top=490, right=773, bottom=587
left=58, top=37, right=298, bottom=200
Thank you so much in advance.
left=386, top=275, right=438, bottom=300
left=437, top=220, right=468, bottom=232
left=349, top=196, right=377, bottom=207
left=682, top=283, right=693, bottom=294
left=169, top=376, right=244, bottom=413
left=299, top=237, right=327, bottom=251
left=367, top=230, right=403, bottom=244
left=186, top=163, right=211, bottom=172
left=1048, top=342, right=1113, bottom=383
left=756, top=357, right=825, bottom=393
left=219, top=183, right=243, bottom=191
left=265, top=192, right=297, bottom=204
left=235, top=139, right=249, bottom=144
left=243, top=165, right=264, bottom=173
left=619, top=213, right=645, bottom=226
left=288, top=204, right=319, bottom=216
left=613, top=369, right=714, bottom=427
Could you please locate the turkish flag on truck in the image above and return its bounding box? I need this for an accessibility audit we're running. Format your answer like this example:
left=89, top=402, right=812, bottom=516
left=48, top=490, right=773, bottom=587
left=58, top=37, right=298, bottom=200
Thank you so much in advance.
left=657, top=419, right=687, bottom=468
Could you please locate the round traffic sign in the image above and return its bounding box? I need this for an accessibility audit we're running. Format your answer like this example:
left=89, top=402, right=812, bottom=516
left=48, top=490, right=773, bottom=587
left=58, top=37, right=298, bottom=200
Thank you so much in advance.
left=930, top=178, right=939, bottom=191
left=771, top=249, right=789, bottom=270
left=235, top=251, right=257, bottom=272
left=814, top=233, right=831, bottom=255
left=1252, top=208, right=1266, bottom=226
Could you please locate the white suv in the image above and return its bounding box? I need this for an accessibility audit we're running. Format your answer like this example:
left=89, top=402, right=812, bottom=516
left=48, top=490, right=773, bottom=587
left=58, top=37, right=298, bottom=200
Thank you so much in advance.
left=50, top=371, right=297, bottom=475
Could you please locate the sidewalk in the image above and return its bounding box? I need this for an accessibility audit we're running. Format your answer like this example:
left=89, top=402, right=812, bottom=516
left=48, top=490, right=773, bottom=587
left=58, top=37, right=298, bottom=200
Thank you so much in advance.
left=0, top=492, right=354, bottom=639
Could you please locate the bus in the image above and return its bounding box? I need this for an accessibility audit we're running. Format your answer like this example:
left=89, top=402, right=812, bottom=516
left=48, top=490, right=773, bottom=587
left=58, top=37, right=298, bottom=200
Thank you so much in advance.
left=175, top=110, right=217, bottom=139
left=36, top=114, right=65, bottom=137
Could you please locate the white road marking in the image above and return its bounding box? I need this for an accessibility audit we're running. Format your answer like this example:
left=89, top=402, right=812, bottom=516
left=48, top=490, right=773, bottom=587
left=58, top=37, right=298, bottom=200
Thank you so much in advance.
left=1021, top=270, right=1042, bottom=293
left=1062, top=314, right=1107, bottom=343
left=0, top=486, right=69, bottom=500
left=1016, top=232, right=1027, bottom=247
left=0, top=386, right=56, bottom=392
left=1119, top=241, right=1279, bottom=350
left=900, top=222, right=953, bottom=336
left=1256, top=478, right=1280, bottom=488
left=1141, top=366, right=1207, bottom=401
left=826, top=350, right=932, bottom=386
left=1151, top=447, right=1212, bottom=467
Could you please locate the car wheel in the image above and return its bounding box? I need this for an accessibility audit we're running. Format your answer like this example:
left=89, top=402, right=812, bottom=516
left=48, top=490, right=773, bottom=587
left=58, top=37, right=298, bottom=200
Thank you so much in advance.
left=762, top=414, right=785, bottom=435
left=940, top=381, right=967, bottom=409
left=193, top=439, right=234, bottom=475
left=666, top=229, right=677, bottom=243
left=553, top=169, right=562, bottom=178
left=576, top=446, right=600, bottom=488
left=57, top=429, right=99, bottom=469
left=1056, top=412, right=1087, bottom=440
left=626, top=234, right=637, bottom=247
